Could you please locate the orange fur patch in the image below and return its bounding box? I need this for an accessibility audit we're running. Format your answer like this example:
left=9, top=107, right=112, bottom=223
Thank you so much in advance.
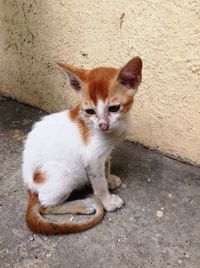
left=69, top=105, right=90, bottom=144
left=87, top=68, right=118, bottom=104
left=26, top=191, right=39, bottom=231
left=123, top=96, right=134, bottom=113
left=33, top=170, right=46, bottom=184
left=69, top=105, right=80, bottom=121
left=110, top=86, right=134, bottom=113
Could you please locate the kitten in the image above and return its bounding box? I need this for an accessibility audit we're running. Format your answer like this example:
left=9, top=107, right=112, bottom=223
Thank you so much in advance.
left=22, top=56, right=142, bottom=235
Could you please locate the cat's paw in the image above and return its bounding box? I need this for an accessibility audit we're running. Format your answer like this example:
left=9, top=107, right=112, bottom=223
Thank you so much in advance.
left=103, top=194, right=124, bottom=212
left=108, top=175, right=122, bottom=190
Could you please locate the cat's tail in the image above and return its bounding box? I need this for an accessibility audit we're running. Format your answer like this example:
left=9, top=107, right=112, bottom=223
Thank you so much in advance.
left=26, top=191, right=104, bottom=235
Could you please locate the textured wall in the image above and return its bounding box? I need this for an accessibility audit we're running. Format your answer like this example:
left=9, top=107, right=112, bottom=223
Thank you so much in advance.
left=1, top=0, right=200, bottom=164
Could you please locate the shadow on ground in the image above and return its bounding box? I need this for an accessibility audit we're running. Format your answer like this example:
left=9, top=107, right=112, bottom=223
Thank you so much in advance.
left=0, top=97, right=200, bottom=268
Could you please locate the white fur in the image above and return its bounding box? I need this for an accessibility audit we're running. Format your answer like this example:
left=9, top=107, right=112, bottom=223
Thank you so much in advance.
left=22, top=109, right=127, bottom=209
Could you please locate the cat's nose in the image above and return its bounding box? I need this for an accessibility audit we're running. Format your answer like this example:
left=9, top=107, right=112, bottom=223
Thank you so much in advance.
left=99, top=122, right=109, bottom=131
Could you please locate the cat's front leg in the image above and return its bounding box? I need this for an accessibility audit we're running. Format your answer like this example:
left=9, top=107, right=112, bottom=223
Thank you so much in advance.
left=105, top=157, right=122, bottom=190
left=86, top=159, right=124, bottom=212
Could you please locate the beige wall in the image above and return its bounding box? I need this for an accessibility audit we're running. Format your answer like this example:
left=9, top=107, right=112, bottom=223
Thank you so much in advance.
left=1, top=0, right=200, bottom=164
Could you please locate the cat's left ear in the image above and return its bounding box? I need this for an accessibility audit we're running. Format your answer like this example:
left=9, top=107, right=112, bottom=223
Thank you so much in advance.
left=117, top=56, right=142, bottom=95
left=57, top=62, right=87, bottom=94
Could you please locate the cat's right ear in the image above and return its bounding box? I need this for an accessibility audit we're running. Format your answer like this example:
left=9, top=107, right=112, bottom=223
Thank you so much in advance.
left=57, top=62, right=87, bottom=93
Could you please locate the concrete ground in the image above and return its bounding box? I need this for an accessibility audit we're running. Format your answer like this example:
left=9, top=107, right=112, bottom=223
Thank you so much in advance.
left=0, top=96, right=200, bottom=268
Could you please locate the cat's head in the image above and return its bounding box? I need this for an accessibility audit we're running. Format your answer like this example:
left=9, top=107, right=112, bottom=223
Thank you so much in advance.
left=58, top=57, right=142, bottom=133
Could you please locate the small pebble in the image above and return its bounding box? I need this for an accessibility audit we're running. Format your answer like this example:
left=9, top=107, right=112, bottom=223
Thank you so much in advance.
left=167, top=193, right=173, bottom=198
left=30, top=237, right=34, bottom=241
left=156, top=210, right=164, bottom=218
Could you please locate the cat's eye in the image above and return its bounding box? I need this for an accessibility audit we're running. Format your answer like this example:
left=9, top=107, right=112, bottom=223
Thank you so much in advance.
left=85, top=108, right=96, bottom=115
left=109, top=105, right=121, bottom=113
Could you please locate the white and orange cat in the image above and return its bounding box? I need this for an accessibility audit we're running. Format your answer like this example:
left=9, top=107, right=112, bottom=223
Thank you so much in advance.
left=22, top=56, right=142, bottom=235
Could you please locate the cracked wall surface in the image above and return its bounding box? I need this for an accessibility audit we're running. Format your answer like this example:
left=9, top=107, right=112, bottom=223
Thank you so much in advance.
left=0, top=0, right=200, bottom=164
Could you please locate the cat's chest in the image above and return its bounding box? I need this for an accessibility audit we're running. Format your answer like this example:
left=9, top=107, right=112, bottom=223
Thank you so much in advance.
left=83, top=133, right=114, bottom=164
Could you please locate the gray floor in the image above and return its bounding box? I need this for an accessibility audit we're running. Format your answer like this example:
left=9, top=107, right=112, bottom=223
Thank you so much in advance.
left=0, top=96, right=200, bottom=268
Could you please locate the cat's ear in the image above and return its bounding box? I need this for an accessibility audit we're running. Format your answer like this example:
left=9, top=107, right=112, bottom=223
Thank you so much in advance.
left=117, top=57, right=142, bottom=94
left=57, top=62, right=87, bottom=93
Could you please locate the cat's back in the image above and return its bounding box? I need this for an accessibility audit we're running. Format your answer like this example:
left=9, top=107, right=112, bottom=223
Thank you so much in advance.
left=23, top=110, right=84, bottom=163
left=27, top=109, right=78, bottom=140
left=22, top=110, right=88, bottom=193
